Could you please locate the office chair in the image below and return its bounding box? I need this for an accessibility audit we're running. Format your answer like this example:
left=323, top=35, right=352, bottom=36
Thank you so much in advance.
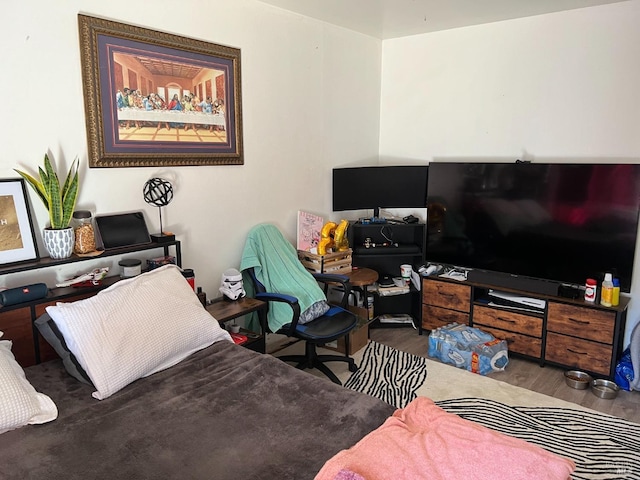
left=241, top=223, right=358, bottom=385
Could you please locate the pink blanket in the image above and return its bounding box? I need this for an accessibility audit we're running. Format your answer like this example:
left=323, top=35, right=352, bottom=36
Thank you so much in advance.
left=315, top=397, right=575, bottom=480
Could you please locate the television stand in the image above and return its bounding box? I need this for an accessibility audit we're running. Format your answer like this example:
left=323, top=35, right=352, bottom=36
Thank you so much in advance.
left=421, top=275, right=629, bottom=380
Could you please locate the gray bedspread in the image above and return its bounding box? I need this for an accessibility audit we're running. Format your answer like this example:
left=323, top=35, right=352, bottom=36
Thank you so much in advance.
left=0, top=341, right=394, bottom=480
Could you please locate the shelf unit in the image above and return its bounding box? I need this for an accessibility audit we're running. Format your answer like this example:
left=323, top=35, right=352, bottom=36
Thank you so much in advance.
left=348, top=221, right=425, bottom=327
left=0, top=241, right=182, bottom=367
left=0, top=240, right=181, bottom=276
left=421, top=275, right=629, bottom=379
left=205, top=296, right=267, bottom=353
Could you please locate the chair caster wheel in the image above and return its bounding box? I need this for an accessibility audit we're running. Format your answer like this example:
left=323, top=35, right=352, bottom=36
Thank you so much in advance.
left=348, top=363, right=358, bottom=372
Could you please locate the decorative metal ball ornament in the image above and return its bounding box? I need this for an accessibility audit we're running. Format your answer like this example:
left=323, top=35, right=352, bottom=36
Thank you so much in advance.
left=143, top=178, right=174, bottom=242
left=143, top=177, right=174, bottom=208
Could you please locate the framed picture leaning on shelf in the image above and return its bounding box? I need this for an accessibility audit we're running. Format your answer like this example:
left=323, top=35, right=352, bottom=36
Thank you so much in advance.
left=0, top=178, right=39, bottom=265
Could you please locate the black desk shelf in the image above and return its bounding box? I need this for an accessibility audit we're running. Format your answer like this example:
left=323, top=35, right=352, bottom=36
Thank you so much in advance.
left=0, top=240, right=182, bottom=276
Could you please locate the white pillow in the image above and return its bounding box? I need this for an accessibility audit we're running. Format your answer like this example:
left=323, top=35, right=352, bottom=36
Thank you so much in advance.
left=0, top=339, right=58, bottom=434
left=46, top=264, right=232, bottom=400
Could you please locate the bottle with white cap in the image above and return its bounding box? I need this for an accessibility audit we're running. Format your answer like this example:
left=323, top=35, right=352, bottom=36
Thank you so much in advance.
left=600, top=273, right=614, bottom=307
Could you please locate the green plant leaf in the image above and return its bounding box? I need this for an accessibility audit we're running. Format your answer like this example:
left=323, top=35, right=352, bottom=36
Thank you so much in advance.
left=15, top=153, right=80, bottom=229
left=61, top=159, right=79, bottom=228
left=13, top=169, right=48, bottom=208
left=45, top=172, right=61, bottom=228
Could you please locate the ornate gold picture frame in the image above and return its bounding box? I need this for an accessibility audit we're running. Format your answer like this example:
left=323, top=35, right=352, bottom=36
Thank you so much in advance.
left=78, top=14, right=243, bottom=167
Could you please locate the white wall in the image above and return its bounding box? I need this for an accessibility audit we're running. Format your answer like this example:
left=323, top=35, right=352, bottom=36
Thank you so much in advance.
left=0, top=0, right=381, bottom=297
left=4, top=0, right=639, bottom=347
left=379, top=0, right=640, bottom=345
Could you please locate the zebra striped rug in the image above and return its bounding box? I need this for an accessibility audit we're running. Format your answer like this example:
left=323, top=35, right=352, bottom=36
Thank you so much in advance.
left=344, top=341, right=640, bottom=480
left=344, top=340, right=428, bottom=408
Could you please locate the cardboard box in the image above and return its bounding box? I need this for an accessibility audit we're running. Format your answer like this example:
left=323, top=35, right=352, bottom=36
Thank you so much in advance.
left=324, top=306, right=371, bottom=355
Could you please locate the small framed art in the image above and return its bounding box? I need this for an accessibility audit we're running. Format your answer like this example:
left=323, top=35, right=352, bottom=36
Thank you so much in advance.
left=0, top=179, right=39, bottom=265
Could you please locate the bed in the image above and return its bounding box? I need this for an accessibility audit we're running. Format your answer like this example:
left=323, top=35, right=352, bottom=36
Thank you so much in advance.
left=0, top=264, right=575, bottom=480
left=2, top=340, right=396, bottom=479
left=0, top=265, right=394, bottom=480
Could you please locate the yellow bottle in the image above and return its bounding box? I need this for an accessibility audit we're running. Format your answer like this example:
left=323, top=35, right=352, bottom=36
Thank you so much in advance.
left=612, top=278, right=620, bottom=307
left=600, top=273, right=613, bottom=307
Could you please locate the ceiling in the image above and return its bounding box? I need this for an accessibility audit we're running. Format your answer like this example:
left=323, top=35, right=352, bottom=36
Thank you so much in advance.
left=257, top=0, right=630, bottom=39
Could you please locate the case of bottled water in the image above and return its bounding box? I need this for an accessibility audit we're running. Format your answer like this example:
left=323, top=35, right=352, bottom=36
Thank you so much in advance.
left=428, top=323, right=508, bottom=375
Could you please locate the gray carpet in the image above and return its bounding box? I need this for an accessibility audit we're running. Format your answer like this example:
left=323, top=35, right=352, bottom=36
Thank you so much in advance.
left=344, top=341, right=640, bottom=480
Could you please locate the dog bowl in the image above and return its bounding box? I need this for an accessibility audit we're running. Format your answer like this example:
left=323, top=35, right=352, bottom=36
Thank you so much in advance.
left=564, top=370, right=593, bottom=390
left=591, top=379, right=620, bottom=399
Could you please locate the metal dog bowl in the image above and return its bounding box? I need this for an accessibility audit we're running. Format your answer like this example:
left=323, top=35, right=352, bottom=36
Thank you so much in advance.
left=564, top=370, right=593, bottom=390
left=591, top=379, right=620, bottom=399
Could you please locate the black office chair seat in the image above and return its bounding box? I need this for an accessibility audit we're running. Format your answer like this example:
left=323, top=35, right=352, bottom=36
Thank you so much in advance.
left=275, top=306, right=358, bottom=384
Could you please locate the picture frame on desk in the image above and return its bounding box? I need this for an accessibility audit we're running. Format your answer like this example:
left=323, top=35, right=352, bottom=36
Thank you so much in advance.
left=78, top=14, right=243, bottom=168
left=0, top=178, right=39, bottom=266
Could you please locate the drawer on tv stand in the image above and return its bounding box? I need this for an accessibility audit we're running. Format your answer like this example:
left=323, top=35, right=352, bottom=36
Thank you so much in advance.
left=423, top=278, right=471, bottom=313
left=474, top=324, right=542, bottom=359
left=473, top=305, right=543, bottom=338
left=547, top=302, right=615, bottom=344
left=545, top=332, right=612, bottom=377
left=421, top=305, right=469, bottom=331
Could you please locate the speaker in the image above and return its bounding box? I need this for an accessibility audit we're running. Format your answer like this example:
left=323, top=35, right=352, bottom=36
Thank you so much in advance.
left=0, top=283, right=48, bottom=306
left=466, top=270, right=559, bottom=297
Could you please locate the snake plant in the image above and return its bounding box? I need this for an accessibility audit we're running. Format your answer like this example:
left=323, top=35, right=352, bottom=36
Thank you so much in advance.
left=15, top=154, right=80, bottom=229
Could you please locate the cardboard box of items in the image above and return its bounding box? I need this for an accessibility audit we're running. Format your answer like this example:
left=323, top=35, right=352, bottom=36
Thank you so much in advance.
left=323, top=305, right=371, bottom=355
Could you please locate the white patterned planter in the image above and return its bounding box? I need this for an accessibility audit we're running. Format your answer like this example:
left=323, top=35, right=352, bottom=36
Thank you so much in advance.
left=43, top=227, right=75, bottom=259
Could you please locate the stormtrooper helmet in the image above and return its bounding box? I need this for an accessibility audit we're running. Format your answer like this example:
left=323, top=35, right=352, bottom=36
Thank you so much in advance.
left=219, top=268, right=245, bottom=301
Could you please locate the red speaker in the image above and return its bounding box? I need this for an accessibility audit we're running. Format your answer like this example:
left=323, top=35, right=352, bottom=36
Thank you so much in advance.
left=0, top=283, right=48, bottom=306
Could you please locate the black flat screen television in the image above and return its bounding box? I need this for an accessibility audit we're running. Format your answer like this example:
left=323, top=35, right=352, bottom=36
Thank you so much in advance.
left=426, top=163, right=640, bottom=293
left=332, top=165, right=429, bottom=218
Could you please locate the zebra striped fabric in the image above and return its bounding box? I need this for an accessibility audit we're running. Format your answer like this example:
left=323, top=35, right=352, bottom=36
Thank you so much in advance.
left=437, top=398, right=640, bottom=480
left=344, top=341, right=427, bottom=408
left=345, top=342, right=640, bottom=480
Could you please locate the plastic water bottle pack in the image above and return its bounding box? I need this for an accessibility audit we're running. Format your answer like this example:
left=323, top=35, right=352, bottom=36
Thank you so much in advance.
left=428, top=323, right=509, bottom=375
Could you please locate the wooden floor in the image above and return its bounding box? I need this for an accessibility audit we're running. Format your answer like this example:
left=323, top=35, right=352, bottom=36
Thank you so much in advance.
left=369, top=326, right=640, bottom=423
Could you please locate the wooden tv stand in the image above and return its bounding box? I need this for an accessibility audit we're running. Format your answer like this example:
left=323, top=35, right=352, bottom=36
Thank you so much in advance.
left=421, top=276, right=629, bottom=379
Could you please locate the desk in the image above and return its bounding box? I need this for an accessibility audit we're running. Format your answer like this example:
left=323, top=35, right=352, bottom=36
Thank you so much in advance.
left=206, top=297, right=267, bottom=353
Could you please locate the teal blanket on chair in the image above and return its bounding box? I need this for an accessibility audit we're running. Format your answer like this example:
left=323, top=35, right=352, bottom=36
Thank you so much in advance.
left=240, top=223, right=327, bottom=333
